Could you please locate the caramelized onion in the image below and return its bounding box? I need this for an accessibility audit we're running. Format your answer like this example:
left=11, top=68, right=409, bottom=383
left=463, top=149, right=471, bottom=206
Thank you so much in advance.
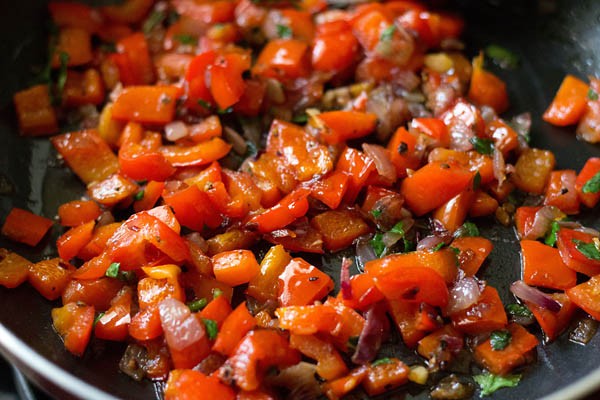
left=340, top=257, right=353, bottom=300
left=523, top=206, right=564, bottom=239
left=165, top=121, right=189, bottom=142
left=446, top=277, right=481, bottom=314
left=355, top=238, right=377, bottom=272
left=351, top=302, right=389, bottom=364
left=363, top=143, right=397, bottom=182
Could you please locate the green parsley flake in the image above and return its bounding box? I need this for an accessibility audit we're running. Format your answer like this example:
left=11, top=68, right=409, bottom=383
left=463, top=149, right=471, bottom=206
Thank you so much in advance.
left=573, top=239, right=600, bottom=261
left=371, top=233, right=385, bottom=257
left=588, top=88, right=599, bottom=101
left=142, top=10, right=165, bottom=34
left=454, top=221, right=480, bottom=238
left=187, top=298, right=208, bottom=312
left=506, top=303, right=533, bottom=318
left=212, top=288, right=224, bottom=298
left=197, top=99, right=212, bottom=110
left=134, top=190, right=145, bottom=201
left=490, top=330, right=512, bottom=350
left=473, top=171, right=482, bottom=190
left=105, top=262, right=120, bottom=278
left=202, top=318, right=219, bottom=340
left=544, top=220, right=560, bottom=247
left=431, top=242, right=445, bottom=252
left=380, top=25, right=396, bottom=42
left=474, top=372, right=521, bottom=396
left=484, top=45, right=519, bottom=69
left=470, top=137, right=495, bottom=155
left=54, top=52, right=70, bottom=105
left=276, top=24, right=293, bottom=39
left=291, top=114, right=308, bottom=124
left=371, top=209, right=382, bottom=218
left=175, top=34, right=197, bottom=45
left=93, top=312, right=105, bottom=327
left=582, top=171, right=600, bottom=194
left=389, top=221, right=405, bottom=236
left=371, top=357, right=394, bottom=366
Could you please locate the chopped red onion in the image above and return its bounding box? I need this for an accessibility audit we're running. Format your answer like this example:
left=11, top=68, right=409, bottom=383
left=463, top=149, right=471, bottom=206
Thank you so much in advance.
left=351, top=302, right=389, bottom=364
left=480, top=105, right=497, bottom=123
left=340, top=257, right=353, bottom=300
left=524, top=206, right=564, bottom=239
left=223, top=126, right=247, bottom=155
left=417, top=235, right=445, bottom=251
left=355, top=238, right=377, bottom=272
left=165, top=121, right=189, bottom=142
left=96, top=210, right=115, bottom=227
left=158, top=298, right=205, bottom=351
left=363, top=143, right=397, bottom=182
left=185, top=232, right=208, bottom=253
left=446, top=277, right=481, bottom=315
left=492, top=148, right=506, bottom=185
left=510, top=280, right=561, bottom=313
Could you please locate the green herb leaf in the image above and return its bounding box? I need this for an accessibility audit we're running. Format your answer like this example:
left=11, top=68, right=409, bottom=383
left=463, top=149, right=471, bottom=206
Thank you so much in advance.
left=276, top=24, right=293, bottom=39
left=403, top=238, right=414, bottom=252
left=187, top=298, right=208, bottom=312
left=588, top=88, right=599, bottom=101
left=166, top=10, right=181, bottom=26
left=544, top=220, right=560, bottom=247
left=217, top=106, right=233, bottom=115
left=470, top=137, right=495, bottom=155
left=347, top=335, right=359, bottom=351
left=371, top=357, right=394, bottom=366
left=432, top=242, right=445, bottom=252
left=370, top=233, right=385, bottom=257
left=454, top=221, right=480, bottom=238
left=245, top=141, right=258, bottom=158
left=490, top=330, right=512, bottom=350
left=380, top=25, right=396, bottom=42
left=134, top=190, right=145, bottom=201
left=473, top=171, right=482, bottom=190
left=371, top=209, right=382, bottom=218
left=212, top=288, right=223, bottom=298
left=506, top=303, right=533, bottom=318
left=449, top=246, right=460, bottom=255
left=105, top=262, right=121, bottom=278
left=93, top=312, right=105, bottom=327
left=291, top=114, right=308, bottom=124
left=142, top=10, right=165, bottom=34
left=197, top=99, right=212, bottom=110
left=175, top=34, right=197, bottom=45
left=484, top=45, right=519, bottom=69
left=54, top=52, right=70, bottom=105
left=389, top=221, right=405, bottom=236
left=474, top=372, right=521, bottom=396
left=573, top=239, right=600, bottom=261
left=582, top=171, right=600, bottom=194
left=202, top=318, right=219, bottom=340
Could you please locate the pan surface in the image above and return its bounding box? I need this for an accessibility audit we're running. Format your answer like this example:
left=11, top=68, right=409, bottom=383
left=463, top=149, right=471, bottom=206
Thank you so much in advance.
left=0, top=0, right=599, bottom=399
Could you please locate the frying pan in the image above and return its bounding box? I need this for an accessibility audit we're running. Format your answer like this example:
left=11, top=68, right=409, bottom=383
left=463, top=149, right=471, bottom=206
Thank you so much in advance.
left=0, top=0, right=599, bottom=399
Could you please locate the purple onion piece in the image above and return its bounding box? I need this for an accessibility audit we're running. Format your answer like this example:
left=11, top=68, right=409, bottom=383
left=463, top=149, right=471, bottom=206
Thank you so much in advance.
left=351, top=302, right=389, bottom=365
left=446, top=277, right=481, bottom=315
left=340, top=257, right=353, bottom=301
left=355, top=238, right=377, bottom=272
left=510, top=280, right=562, bottom=313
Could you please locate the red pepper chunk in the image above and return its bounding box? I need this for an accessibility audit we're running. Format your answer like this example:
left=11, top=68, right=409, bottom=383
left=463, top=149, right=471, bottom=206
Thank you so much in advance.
left=111, top=86, right=181, bottom=124
left=94, top=287, right=133, bottom=341
left=51, top=302, right=95, bottom=356
left=213, top=302, right=256, bottom=356
left=575, top=157, right=600, bottom=208
left=252, top=39, right=309, bottom=80
left=2, top=208, right=54, bottom=247
left=556, top=228, right=600, bottom=276
left=526, top=292, right=576, bottom=342
left=543, top=75, right=590, bottom=126
left=371, top=266, right=449, bottom=308
left=567, top=275, right=600, bottom=321
left=248, top=188, right=310, bottom=234
left=162, top=185, right=223, bottom=231
left=212, top=250, right=260, bottom=287
left=277, top=257, right=334, bottom=306
left=219, top=330, right=301, bottom=391
left=164, top=369, right=235, bottom=400
left=544, top=170, right=580, bottom=215
left=450, top=286, right=507, bottom=334
left=0, top=249, right=32, bottom=289
left=521, top=240, right=577, bottom=290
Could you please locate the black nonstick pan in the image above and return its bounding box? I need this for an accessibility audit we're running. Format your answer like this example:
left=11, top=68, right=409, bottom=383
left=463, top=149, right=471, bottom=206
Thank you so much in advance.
left=0, top=0, right=599, bottom=399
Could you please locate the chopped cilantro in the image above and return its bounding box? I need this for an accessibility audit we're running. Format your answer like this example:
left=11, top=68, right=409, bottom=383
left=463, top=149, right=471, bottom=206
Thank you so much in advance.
left=93, top=312, right=105, bottom=327
left=506, top=303, right=533, bottom=318
left=371, top=209, right=382, bottom=218
left=544, top=221, right=560, bottom=247
left=133, top=190, right=145, bottom=201
left=142, top=10, right=165, bottom=34
left=474, top=372, right=521, bottom=396
left=449, top=246, right=460, bottom=255
left=470, top=137, right=495, bottom=155
left=473, top=171, right=481, bottom=190
left=197, top=99, right=212, bottom=110
left=175, top=34, right=197, bottom=45
left=484, top=45, right=519, bottom=69
left=187, top=298, right=208, bottom=312
left=202, top=318, right=218, bottom=340
left=454, top=221, right=480, bottom=238
left=588, top=88, right=599, bottom=101
left=371, top=357, right=394, bottom=366
left=54, top=52, right=70, bottom=105
left=217, top=106, right=233, bottom=115
left=276, top=24, right=293, bottom=39
left=573, top=239, right=600, bottom=261
left=389, top=221, right=405, bottom=236
left=370, top=233, right=385, bottom=257
left=245, top=141, right=258, bottom=158
left=490, top=330, right=512, bottom=350
left=431, top=242, right=445, bottom=252
left=291, top=114, right=308, bottom=124
left=380, top=25, right=396, bottom=42
left=582, top=171, right=600, bottom=194
left=105, top=262, right=120, bottom=278
left=212, top=288, right=223, bottom=298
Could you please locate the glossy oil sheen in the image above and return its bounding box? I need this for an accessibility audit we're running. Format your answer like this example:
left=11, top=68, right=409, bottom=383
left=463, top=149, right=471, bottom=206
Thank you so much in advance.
left=0, top=0, right=599, bottom=399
